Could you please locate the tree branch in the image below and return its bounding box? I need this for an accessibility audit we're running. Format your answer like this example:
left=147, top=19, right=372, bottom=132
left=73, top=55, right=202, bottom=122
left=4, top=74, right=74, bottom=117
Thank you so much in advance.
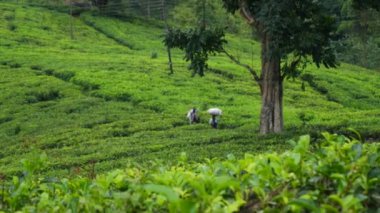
left=222, top=49, right=261, bottom=82
left=239, top=0, right=256, bottom=26
left=281, top=56, right=302, bottom=80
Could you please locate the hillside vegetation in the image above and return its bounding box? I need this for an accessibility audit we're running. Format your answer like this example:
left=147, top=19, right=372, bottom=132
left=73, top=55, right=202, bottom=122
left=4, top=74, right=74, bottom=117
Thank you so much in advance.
left=1, top=133, right=379, bottom=212
left=0, top=2, right=379, bottom=177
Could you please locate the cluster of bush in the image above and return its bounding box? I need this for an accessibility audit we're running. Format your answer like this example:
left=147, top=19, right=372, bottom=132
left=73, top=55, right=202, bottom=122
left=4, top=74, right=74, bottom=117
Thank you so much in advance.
left=0, top=132, right=378, bottom=212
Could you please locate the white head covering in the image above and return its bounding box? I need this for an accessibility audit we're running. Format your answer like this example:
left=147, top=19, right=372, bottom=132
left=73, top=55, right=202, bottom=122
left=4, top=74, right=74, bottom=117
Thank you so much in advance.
left=207, top=108, right=222, bottom=116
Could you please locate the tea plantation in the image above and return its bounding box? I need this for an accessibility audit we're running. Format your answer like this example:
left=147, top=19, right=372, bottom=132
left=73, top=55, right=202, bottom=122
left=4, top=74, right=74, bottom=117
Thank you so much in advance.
left=0, top=1, right=379, bottom=180
left=1, top=133, right=380, bottom=212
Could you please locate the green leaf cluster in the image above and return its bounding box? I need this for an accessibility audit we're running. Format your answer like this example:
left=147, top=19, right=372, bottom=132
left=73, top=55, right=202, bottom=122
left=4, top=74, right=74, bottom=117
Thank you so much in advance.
left=164, top=27, right=226, bottom=76
left=0, top=133, right=379, bottom=212
left=222, top=0, right=340, bottom=69
left=352, top=0, right=380, bottom=11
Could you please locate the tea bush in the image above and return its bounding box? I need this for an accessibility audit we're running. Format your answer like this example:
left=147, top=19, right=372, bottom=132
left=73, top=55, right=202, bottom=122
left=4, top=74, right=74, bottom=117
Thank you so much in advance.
left=0, top=133, right=379, bottom=212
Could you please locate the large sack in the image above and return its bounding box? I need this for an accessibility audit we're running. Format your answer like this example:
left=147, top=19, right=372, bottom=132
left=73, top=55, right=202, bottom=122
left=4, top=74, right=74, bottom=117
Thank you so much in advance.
left=207, top=108, right=222, bottom=116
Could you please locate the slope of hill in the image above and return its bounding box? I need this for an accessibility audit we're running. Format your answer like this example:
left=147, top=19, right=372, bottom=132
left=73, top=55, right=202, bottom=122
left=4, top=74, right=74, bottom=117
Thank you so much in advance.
left=0, top=2, right=379, bottom=176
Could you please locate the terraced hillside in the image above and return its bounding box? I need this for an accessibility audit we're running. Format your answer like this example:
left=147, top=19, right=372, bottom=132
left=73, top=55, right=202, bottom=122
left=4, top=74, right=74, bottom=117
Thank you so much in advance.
left=0, top=2, right=379, bottom=176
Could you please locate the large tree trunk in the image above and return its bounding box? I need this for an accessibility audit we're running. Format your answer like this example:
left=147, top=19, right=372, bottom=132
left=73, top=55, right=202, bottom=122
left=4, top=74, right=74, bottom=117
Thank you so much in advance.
left=259, top=35, right=283, bottom=134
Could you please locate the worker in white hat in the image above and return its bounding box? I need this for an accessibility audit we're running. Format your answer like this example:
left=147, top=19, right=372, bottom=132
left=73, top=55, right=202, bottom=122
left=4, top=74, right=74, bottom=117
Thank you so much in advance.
left=207, top=108, right=222, bottom=128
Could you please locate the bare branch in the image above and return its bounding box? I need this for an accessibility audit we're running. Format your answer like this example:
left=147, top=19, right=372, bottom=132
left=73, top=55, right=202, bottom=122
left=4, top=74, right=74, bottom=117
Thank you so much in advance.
left=222, top=49, right=261, bottom=82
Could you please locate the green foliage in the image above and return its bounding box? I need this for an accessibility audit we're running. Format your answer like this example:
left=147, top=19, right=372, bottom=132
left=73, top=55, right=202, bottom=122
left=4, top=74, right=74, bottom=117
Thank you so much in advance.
left=25, top=89, right=61, bottom=103
left=338, top=37, right=380, bottom=70
left=338, top=1, right=380, bottom=70
left=352, top=0, right=380, bottom=11
left=281, top=55, right=308, bottom=80
left=150, top=52, right=158, bottom=59
left=0, top=133, right=379, bottom=212
left=168, top=0, right=248, bottom=35
left=228, top=0, right=340, bottom=68
left=298, top=112, right=315, bottom=127
left=7, top=22, right=17, bottom=31
left=20, top=152, right=48, bottom=175
left=90, top=0, right=177, bottom=19
left=0, top=2, right=379, bottom=178
left=164, top=27, right=226, bottom=76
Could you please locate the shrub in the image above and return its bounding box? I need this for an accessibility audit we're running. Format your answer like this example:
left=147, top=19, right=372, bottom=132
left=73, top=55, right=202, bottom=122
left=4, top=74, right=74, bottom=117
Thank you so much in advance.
left=151, top=52, right=158, bottom=59
left=4, top=12, right=15, bottom=21
left=81, top=17, right=137, bottom=50
left=72, top=79, right=100, bottom=91
left=0, top=133, right=379, bottom=212
left=7, top=23, right=17, bottom=31
left=301, top=74, right=328, bottom=94
left=83, top=118, right=114, bottom=129
left=114, top=92, right=132, bottom=102
left=6, top=124, right=21, bottom=136
left=9, top=62, right=21, bottom=68
left=53, top=71, right=75, bottom=81
left=41, top=25, right=51, bottom=31
left=30, top=65, right=43, bottom=70
left=43, top=69, right=55, bottom=75
left=0, top=116, right=12, bottom=124
left=298, top=112, right=314, bottom=127
left=26, top=89, right=61, bottom=103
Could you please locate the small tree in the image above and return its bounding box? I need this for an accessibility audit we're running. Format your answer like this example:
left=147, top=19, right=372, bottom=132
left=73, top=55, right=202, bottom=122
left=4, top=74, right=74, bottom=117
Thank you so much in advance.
left=164, top=0, right=227, bottom=76
left=164, top=27, right=226, bottom=76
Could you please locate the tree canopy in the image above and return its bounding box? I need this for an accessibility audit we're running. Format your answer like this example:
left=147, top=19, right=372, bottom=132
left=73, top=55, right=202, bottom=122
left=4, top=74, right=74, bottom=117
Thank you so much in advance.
left=222, top=0, right=340, bottom=70
left=164, top=27, right=226, bottom=76
left=352, top=0, right=380, bottom=11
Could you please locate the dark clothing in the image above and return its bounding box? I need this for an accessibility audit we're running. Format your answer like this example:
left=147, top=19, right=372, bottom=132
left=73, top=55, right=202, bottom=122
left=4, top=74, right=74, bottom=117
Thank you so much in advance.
left=209, top=115, right=218, bottom=128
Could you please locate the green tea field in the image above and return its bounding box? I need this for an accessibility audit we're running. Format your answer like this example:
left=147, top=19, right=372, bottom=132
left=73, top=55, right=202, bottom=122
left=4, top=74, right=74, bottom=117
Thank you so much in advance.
left=0, top=2, right=379, bottom=178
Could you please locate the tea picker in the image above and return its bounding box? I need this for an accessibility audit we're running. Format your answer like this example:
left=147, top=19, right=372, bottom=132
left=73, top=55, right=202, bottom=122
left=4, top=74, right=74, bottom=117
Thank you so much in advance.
left=187, top=108, right=200, bottom=124
left=207, top=108, right=222, bottom=128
